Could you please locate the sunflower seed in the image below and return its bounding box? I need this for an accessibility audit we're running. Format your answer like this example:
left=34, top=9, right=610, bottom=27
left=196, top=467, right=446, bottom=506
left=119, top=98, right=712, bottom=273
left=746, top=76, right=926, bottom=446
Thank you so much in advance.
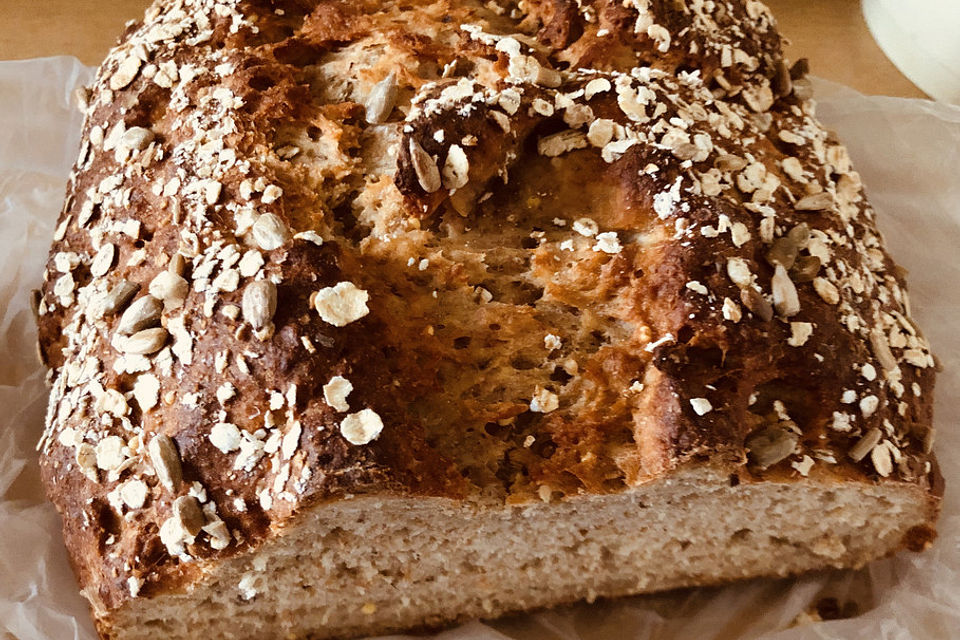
left=746, top=426, right=798, bottom=467
left=204, top=518, right=232, bottom=550
left=587, top=118, right=616, bottom=147
left=715, top=154, right=748, bottom=172
left=409, top=139, right=441, bottom=193
left=252, top=213, right=291, bottom=251
left=530, top=387, right=560, bottom=413
left=787, top=222, right=810, bottom=246
left=771, top=265, right=800, bottom=317
left=795, top=192, right=833, bottom=211
left=671, top=142, right=700, bottom=161
left=849, top=427, right=881, bottom=462
left=792, top=76, right=814, bottom=101
left=441, top=144, right=470, bottom=189
left=870, top=329, right=899, bottom=372
left=721, top=297, right=742, bottom=322
left=766, top=236, right=799, bottom=269
left=173, top=495, right=205, bottom=536
left=365, top=71, right=398, bottom=124
left=790, top=255, right=821, bottom=282
left=689, top=397, right=713, bottom=415
left=120, top=126, right=155, bottom=152
left=117, top=295, right=163, bottom=334
left=99, top=280, right=139, bottom=317
left=750, top=112, right=773, bottom=132
left=148, top=434, right=182, bottom=491
left=168, top=252, right=186, bottom=276
left=726, top=257, right=753, bottom=288
left=923, top=427, right=935, bottom=454
left=275, top=145, right=300, bottom=159
left=871, top=440, right=895, bottom=477
left=119, top=327, right=168, bottom=354
left=205, top=180, right=223, bottom=205
left=584, top=77, right=611, bottom=99
left=742, top=84, right=774, bottom=113
left=773, top=60, right=792, bottom=97
left=790, top=58, right=810, bottom=80
left=90, top=243, right=116, bottom=277
left=859, top=395, right=880, bottom=417
left=813, top=277, right=840, bottom=304
left=242, top=280, right=278, bottom=330
left=740, top=287, right=773, bottom=321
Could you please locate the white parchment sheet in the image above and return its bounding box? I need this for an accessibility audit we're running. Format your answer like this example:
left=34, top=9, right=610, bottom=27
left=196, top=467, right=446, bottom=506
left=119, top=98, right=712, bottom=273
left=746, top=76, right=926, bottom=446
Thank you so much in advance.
left=1, top=57, right=958, bottom=640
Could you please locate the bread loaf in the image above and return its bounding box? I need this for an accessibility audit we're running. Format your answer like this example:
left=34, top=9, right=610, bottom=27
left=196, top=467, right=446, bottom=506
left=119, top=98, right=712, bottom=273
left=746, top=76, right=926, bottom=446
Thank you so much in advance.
left=36, top=1, right=941, bottom=638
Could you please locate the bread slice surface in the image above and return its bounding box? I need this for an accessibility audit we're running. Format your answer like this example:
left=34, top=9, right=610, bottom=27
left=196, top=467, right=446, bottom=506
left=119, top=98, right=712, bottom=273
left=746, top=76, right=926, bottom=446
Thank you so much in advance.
left=105, top=466, right=938, bottom=640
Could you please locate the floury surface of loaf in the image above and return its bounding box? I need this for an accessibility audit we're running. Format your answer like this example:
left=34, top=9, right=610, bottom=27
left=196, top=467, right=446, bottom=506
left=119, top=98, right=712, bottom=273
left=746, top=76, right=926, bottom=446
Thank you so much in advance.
left=35, top=0, right=940, bottom=637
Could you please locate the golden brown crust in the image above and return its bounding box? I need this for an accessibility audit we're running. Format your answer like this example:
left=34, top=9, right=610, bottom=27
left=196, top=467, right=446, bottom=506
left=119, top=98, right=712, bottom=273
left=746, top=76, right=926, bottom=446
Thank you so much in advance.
left=36, top=0, right=939, bottom=624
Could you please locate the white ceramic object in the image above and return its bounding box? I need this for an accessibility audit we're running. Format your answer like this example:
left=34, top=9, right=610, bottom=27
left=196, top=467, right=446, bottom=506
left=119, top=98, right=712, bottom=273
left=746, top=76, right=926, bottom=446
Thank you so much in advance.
left=862, top=0, right=960, bottom=104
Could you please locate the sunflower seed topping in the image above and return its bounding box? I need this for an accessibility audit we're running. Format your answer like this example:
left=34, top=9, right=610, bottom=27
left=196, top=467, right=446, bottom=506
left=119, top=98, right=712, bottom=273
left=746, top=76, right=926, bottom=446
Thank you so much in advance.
left=870, top=329, right=899, bottom=372
left=409, top=139, right=441, bottom=193
left=716, top=154, right=748, bottom=172
left=726, top=257, right=753, bottom=288
left=771, top=265, right=800, bottom=317
left=117, top=327, right=168, bottom=354
left=148, top=434, right=182, bottom=492
left=365, top=71, right=398, bottom=124
left=746, top=426, right=798, bottom=468
left=849, top=427, right=881, bottom=462
left=871, top=440, right=895, bottom=477
left=813, top=277, right=840, bottom=304
left=90, top=243, right=116, bottom=277
left=766, top=236, right=799, bottom=269
left=790, top=255, right=821, bottom=282
left=173, top=495, right=205, bottom=536
left=242, top=280, right=278, bottom=330
left=795, top=192, right=834, bottom=211
left=120, top=126, right=155, bottom=152
left=442, top=144, right=470, bottom=190
left=99, top=280, right=139, bottom=317
left=740, top=287, right=773, bottom=321
left=117, top=295, right=163, bottom=334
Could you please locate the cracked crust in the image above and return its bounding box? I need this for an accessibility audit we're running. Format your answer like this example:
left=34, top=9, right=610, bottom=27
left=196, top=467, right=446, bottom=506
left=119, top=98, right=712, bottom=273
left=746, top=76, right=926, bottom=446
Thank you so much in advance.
left=36, top=0, right=940, bottom=631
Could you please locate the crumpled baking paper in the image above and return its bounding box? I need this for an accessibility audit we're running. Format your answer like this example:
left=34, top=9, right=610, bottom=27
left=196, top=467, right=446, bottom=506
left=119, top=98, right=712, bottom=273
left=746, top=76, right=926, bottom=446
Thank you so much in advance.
left=1, top=57, right=958, bottom=640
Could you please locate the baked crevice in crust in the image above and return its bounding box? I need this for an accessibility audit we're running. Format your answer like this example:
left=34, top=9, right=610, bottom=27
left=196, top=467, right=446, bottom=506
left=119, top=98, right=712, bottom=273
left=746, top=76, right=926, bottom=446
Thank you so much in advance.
left=35, top=0, right=939, bottom=637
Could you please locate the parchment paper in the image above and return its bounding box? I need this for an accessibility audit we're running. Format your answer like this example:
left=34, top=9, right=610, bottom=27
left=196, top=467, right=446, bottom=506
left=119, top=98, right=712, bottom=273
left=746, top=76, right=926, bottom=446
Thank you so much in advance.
left=1, top=57, right=958, bottom=640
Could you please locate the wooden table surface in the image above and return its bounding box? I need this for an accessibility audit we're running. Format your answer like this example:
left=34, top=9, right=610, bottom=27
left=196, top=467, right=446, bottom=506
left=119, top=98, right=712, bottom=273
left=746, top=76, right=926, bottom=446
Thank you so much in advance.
left=0, top=0, right=926, bottom=99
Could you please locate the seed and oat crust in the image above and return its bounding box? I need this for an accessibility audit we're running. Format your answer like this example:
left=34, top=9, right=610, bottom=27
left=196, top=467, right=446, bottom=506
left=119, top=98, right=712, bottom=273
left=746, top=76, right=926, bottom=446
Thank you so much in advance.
left=35, top=0, right=940, bottom=627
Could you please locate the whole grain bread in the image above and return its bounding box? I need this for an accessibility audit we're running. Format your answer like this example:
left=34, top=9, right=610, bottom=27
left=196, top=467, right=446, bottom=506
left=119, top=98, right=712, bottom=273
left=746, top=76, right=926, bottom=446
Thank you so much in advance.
left=36, top=1, right=940, bottom=638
